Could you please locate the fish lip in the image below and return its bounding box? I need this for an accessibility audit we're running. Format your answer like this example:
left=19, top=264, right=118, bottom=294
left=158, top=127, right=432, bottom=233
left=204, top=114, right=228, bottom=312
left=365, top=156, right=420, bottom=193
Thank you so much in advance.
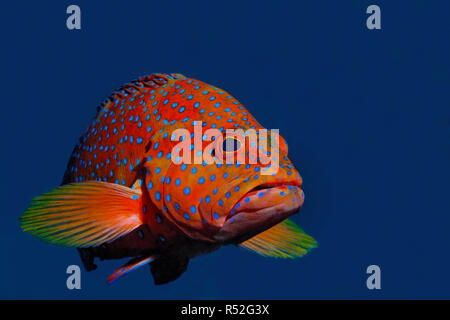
left=225, top=181, right=302, bottom=221
left=246, top=181, right=301, bottom=194
left=215, top=184, right=303, bottom=243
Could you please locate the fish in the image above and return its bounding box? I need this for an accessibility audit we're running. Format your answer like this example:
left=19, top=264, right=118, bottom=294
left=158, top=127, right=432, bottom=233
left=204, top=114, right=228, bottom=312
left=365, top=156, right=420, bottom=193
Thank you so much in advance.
left=20, top=73, right=317, bottom=285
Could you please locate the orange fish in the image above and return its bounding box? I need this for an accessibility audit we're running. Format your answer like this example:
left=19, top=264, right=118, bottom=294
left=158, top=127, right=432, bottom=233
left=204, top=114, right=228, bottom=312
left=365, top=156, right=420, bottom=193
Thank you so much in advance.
left=20, top=73, right=317, bottom=284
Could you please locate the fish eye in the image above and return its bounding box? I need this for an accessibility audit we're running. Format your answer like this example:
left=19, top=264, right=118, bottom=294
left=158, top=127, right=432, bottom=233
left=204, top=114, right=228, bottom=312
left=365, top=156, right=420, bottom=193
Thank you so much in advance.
left=222, top=137, right=241, bottom=153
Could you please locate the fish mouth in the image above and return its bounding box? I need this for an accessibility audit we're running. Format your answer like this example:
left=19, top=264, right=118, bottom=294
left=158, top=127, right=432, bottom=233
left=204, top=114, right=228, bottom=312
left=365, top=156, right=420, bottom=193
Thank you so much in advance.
left=227, top=181, right=302, bottom=219
left=213, top=182, right=304, bottom=243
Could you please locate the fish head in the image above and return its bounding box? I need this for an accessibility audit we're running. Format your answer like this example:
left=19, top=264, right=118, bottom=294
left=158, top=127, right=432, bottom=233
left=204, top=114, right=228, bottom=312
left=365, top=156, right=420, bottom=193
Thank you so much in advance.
left=206, top=131, right=304, bottom=243
left=159, top=126, right=304, bottom=243
left=141, top=75, right=304, bottom=243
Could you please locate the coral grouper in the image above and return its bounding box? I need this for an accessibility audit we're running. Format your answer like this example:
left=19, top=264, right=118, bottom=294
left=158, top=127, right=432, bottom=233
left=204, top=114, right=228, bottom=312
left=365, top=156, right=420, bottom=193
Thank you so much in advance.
left=20, top=73, right=317, bottom=284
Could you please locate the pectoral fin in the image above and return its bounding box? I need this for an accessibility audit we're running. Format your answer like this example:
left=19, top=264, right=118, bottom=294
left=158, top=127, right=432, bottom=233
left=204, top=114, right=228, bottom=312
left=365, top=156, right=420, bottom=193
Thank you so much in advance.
left=20, top=181, right=145, bottom=248
left=239, top=219, right=317, bottom=258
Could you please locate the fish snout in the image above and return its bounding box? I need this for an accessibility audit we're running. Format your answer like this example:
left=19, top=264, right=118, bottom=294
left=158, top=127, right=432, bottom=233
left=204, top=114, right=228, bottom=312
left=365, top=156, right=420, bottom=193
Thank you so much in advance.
left=213, top=184, right=305, bottom=243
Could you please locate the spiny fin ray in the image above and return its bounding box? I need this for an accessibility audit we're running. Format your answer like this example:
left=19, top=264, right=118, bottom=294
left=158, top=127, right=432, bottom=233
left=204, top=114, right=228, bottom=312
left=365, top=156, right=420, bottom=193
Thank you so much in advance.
left=107, top=256, right=155, bottom=284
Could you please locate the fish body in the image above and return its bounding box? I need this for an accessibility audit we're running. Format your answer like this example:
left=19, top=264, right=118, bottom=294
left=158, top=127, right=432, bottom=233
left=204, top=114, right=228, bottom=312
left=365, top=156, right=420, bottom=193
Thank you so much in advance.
left=21, top=73, right=316, bottom=284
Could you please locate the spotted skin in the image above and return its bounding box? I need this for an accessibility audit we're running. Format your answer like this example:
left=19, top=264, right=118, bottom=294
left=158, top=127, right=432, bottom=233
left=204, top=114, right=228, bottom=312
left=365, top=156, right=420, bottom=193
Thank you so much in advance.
left=23, top=73, right=315, bottom=283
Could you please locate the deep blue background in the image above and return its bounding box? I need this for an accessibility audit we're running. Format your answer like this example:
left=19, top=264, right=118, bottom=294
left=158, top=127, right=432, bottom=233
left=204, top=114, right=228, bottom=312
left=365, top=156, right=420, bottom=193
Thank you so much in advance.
left=0, top=1, right=448, bottom=299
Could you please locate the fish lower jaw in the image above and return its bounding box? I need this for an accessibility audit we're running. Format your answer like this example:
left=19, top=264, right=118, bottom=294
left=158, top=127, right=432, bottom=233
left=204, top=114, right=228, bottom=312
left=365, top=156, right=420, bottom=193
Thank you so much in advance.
left=212, top=185, right=304, bottom=243
left=212, top=202, right=301, bottom=243
left=227, top=183, right=304, bottom=221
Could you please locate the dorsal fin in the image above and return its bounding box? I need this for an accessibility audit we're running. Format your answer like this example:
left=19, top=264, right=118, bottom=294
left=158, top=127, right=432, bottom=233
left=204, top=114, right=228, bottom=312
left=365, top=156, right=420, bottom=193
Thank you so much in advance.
left=96, top=73, right=184, bottom=113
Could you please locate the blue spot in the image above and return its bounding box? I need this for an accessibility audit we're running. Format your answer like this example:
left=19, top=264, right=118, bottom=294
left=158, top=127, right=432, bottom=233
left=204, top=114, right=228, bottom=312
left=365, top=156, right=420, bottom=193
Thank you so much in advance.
left=210, top=174, right=216, bottom=181
left=175, top=178, right=181, bottom=186
left=213, top=212, right=219, bottom=219
left=166, top=194, right=171, bottom=202
left=155, top=192, right=161, bottom=201
left=190, top=206, right=197, bottom=214
left=205, top=196, right=211, bottom=203
left=244, top=197, right=250, bottom=203
left=198, top=177, right=205, bottom=184
left=258, top=192, right=264, bottom=198
left=184, top=187, right=190, bottom=195
left=219, top=199, right=223, bottom=206
left=132, top=195, right=139, bottom=200
left=183, top=213, right=190, bottom=220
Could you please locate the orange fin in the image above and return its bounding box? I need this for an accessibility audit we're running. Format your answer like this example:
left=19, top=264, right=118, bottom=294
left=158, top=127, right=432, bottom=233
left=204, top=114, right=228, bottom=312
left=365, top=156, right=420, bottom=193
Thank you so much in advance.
left=107, top=256, right=155, bottom=284
left=239, top=219, right=317, bottom=258
left=20, top=181, right=144, bottom=248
